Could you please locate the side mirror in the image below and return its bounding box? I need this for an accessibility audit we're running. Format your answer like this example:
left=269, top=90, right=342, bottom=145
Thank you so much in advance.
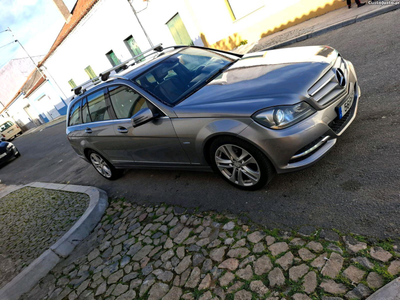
left=131, top=108, right=155, bottom=127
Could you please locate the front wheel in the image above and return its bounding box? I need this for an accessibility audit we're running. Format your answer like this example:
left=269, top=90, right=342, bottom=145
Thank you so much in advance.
left=209, top=137, right=275, bottom=190
left=88, top=150, right=122, bottom=180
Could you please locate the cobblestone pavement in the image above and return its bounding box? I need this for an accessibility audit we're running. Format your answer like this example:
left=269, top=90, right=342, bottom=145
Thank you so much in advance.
left=21, top=199, right=400, bottom=300
left=0, top=187, right=89, bottom=289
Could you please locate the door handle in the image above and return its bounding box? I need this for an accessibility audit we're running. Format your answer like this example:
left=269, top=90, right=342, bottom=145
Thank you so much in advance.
left=117, top=127, right=128, bottom=133
left=85, top=128, right=92, bottom=133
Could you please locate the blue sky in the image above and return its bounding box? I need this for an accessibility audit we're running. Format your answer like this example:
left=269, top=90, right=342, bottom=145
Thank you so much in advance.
left=0, top=0, right=77, bottom=68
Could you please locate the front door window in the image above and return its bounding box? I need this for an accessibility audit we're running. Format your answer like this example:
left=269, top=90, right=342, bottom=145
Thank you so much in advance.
left=108, top=85, right=148, bottom=119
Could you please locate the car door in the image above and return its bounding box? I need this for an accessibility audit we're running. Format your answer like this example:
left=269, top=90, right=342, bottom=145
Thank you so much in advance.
left=81, top=88, right=131, bottom=165
left=67, top=99, right=86, bottom=155
left=107, top=84, right=190, bottom=164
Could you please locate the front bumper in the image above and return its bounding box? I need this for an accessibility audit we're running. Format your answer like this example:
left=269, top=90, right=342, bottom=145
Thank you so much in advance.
left=238, top=61, right=360, bottom=174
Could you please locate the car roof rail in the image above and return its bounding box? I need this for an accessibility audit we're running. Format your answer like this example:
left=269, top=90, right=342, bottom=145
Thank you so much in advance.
left=72, top=43, right=164, bottom=96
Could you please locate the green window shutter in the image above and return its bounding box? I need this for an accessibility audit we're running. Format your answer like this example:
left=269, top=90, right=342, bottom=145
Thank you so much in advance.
left=166, top=13, right=193, bottom=46
left=106, top=50, right=121, bottom=67
left=68, top=79, right=77, bottom=89
left=124, top=36, right=144, bottom=61
left=84, top=66, right=97, bottom=80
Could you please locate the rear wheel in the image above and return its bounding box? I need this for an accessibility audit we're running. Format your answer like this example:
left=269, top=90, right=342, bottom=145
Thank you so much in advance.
left=209, top=137, right=275, bottom=190
left=88, top=150, right=122, bottom=180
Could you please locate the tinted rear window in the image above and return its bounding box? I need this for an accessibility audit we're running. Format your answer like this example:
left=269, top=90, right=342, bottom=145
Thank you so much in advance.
left=0, top=121, right=13, bottom=132
left=69, top=100, right=82, bottom=126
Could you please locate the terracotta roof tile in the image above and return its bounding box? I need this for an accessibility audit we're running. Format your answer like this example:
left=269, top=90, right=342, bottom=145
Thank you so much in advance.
left=39, top=0, right=99, bottom=66
left=23, top=72, right=46, bottom=98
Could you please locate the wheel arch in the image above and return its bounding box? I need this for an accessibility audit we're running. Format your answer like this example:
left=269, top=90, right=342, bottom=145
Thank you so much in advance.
left=83, top=147, right=93, bottom=161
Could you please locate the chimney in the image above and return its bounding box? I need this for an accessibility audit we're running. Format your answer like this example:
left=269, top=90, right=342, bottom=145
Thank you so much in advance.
left=52, top=0, right=72, bottom=23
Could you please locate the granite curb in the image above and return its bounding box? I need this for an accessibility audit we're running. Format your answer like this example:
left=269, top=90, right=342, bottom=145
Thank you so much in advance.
left=0, top=182, right=108, bottom=300
left=263, top=4, right=400, bottom=50
left=366, top=276, right=400, bottom=300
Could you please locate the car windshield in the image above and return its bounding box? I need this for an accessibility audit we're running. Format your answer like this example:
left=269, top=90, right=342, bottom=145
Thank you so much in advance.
left=134, top=48, right=235, bottom=106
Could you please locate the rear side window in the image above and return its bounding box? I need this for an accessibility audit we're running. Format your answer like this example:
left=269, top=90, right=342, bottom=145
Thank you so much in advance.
left=108, top=85, right=148, bottom=119
left=82, top=98, right=91, bottom=123
left=0, top=121, right=13, bottom=132
left=69, top=100, right=82, bottom=126
left=86, top=89, right=111, bottom=122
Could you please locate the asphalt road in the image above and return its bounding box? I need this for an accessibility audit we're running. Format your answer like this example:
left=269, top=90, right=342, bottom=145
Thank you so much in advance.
left=2, top=10, right=399, bottom=240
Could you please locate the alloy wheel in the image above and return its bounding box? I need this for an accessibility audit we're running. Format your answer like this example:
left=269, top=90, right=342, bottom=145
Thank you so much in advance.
left=90, top=153, right=112, bottom=178
left=215, top=144, right=261, bottom=187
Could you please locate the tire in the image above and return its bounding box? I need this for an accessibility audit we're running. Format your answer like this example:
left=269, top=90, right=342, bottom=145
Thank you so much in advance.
left=209, top=137, right=275, bottom=190
left=88, top=150, right=123, bottom=180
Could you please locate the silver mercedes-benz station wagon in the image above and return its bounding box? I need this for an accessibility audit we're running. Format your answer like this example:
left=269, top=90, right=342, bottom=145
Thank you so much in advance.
left=66, top=44, right=360, bottom=190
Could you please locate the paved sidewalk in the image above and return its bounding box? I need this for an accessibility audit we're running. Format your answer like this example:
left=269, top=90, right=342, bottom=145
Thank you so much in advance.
left=20, top=199, right=400, bottom=300
left=234, top=2, right=400, bottom=54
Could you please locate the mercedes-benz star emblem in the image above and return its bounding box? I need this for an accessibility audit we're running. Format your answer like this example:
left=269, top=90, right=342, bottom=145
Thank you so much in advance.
left=336, top=68, right=346, bottom=87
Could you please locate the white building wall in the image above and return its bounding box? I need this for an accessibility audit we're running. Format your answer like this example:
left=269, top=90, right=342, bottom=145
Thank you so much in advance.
left=25, top=81, right=67, bottom=121
left=5, top=96, right=43, bottom=131
left=136, top=0, right=204, bottom=47
left=44, top=0, right=152, bottom=97
left=182, top=0, right=300, bottom=46
left=43, top=0, right=203, bottom=97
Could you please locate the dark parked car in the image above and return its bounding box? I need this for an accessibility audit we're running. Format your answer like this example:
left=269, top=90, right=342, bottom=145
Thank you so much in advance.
left=0, top=138, right=20, bottom=166
left=66, top=45, right=360, bottom=190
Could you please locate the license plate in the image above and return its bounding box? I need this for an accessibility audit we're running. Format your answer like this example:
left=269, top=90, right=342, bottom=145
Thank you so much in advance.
left=0, top=153, right=6, bottom=159
left=337, top=90, right=354, bottom=119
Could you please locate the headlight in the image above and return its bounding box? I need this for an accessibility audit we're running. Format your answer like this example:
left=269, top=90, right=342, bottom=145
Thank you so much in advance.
left=252, top=102, right=316, bottom=129
left=6, top=144, right=13, bottom=150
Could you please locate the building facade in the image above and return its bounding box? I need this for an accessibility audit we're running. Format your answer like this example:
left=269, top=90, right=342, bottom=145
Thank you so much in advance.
left=40, top=0, right=346, bottom=98
left=2, top=0, right=346, bottom=129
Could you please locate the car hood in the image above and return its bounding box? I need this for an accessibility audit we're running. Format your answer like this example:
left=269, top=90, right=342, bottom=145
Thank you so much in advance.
left=174, top=46, right=338, bottom=117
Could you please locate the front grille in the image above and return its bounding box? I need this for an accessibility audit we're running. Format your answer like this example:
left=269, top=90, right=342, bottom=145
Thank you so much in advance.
left=308, top=56, right=348, bottom=106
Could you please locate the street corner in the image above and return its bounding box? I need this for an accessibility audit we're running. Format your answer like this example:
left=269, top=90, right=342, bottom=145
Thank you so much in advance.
left=0, top=183, right=108, bottom=300
left=20, top=199, right=400, bottom=300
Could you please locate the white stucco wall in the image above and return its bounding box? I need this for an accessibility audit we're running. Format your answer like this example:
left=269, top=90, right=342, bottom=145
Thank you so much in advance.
left=42, top=0, right=306, bottom=98
left=25, top=81, right=67, bottom=121
left=43, top=0, right=205, bottom=97
left=136, top=0, right=204, bottom=47
left=5, top=95, right=43, bottom=130
left=44, top=0, right=152, bottom=97
left=182, top=0, right=300, bottom=45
